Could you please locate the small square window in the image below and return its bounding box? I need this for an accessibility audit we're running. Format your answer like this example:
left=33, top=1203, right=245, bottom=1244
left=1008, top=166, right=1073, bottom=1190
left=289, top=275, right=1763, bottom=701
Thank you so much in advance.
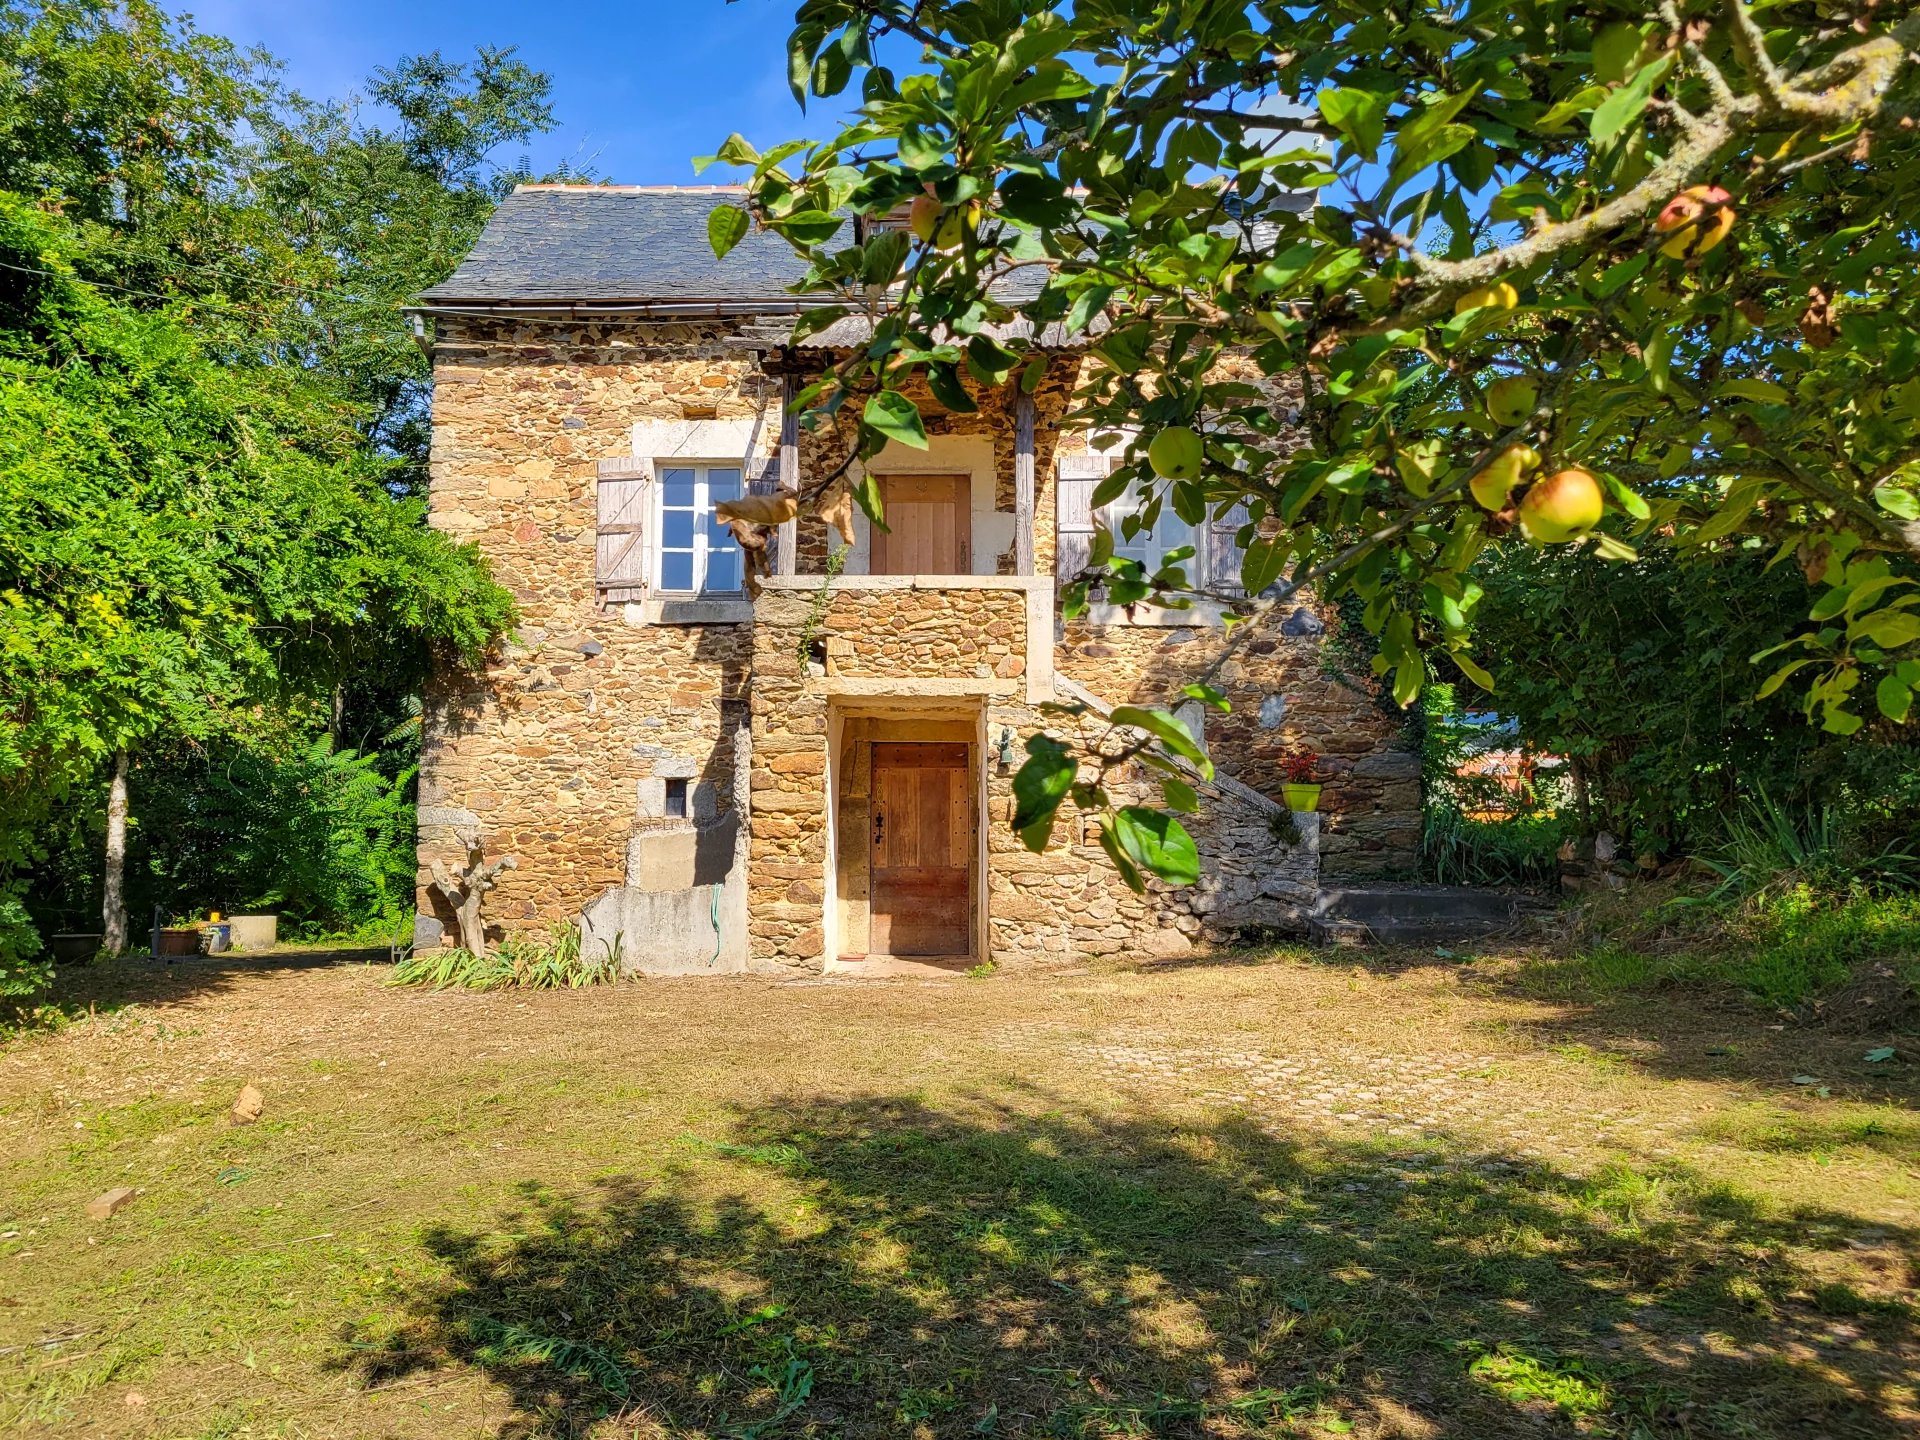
left=664, top=778, right=689, bottom=819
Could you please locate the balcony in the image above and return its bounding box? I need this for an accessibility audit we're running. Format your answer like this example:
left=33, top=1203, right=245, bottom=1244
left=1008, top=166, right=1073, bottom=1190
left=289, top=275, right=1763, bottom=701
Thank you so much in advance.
left=752, top=575, right=1054, bottom=704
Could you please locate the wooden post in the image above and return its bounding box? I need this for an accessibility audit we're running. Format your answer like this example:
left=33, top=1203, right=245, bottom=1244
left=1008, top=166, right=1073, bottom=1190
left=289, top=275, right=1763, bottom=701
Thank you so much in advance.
left=101, top=748, right=129, bottom=955
left=1013, top=391, right=1036, bottom=576
left=777, top=371, right=800, bottom=577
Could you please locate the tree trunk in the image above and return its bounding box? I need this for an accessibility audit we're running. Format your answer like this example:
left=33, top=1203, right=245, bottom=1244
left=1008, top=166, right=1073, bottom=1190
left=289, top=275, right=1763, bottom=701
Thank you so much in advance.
left=102, top=748, right=129, bottom=954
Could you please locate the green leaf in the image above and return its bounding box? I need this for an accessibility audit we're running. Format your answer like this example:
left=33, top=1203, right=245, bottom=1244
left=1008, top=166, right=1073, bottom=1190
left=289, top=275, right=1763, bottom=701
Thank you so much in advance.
left=863, top=390, right=928, bottom=450
left=1875, top=485, right=1920, bottom=520
left=1109, top=807, right=1200, bottom=886
left=1855, top=611, right=1920, bottom=650
left=1065, top=284, right=1113, bottom=336
left=1599, top=472, right=1652, bottom=521
left=1097, top=822, right=1145, bottom=892
left=1316, top=87, right=1388, bottom=160
left=1866, top=1047, right=1896, bottom=1063
left=1875, top=675, right=1912, bottom=723
left=788, top=305, right=851, bottom=345
left=1590, top=55, right=1672, bottom=145
left=1109, top=705, right=1212, bottom=778
left=1181, top=683, right=1229, bottom=712
left=1755, top=658, right=1817, bottom=699
left=1011, top=736, right=1075, bottom=851
left=715, top=132, right=759, bottom=167
left=707, top=203, right=750, bottom=260
left=998, top=172, right=1074, bottom=228
left=774, top=209, right=844, bottom=246
left=1688, top=480, right=1765, bottom=545
left=1240, top=537, right=1287, bottom=595
left=964, top=334, right=1019, bottom=387
left=1452, top=653, right=1495, bottom=691
left=1391, top=650, right=1427, bottom=708
left=1718, top=378, right=1791, bottom=405
left=1160, top=776, right=1199, bottom=813
left=926, top=362, right=978, bottom=414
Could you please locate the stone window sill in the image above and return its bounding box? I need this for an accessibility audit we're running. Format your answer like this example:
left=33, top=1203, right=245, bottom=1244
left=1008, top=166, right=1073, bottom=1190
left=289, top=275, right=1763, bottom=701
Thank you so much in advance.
left=642, top=596, right=754, bottom=625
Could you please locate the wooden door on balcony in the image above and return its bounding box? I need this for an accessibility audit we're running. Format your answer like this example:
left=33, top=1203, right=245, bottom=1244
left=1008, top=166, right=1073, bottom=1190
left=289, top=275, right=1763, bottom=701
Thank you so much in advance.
left=870, top=742, right=971, bottom=957
left=870, top=474, right=970, bottom=575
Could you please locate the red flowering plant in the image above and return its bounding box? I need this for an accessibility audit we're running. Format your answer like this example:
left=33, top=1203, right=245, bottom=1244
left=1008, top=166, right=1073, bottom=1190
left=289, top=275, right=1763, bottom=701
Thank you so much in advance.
left=1279, top=751, right=1319, bottom=785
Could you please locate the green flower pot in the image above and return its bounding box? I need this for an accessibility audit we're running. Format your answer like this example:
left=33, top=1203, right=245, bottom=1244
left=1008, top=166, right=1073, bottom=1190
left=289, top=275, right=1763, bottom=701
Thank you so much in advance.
left=1282, top=782, right=1323, bottom=813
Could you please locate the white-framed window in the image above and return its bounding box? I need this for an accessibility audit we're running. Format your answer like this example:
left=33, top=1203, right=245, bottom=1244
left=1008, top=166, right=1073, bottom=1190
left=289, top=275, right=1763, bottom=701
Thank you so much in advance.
left=1108, top=490, right=1196, bottom=575
left=656, top=464, right=745, bottom=595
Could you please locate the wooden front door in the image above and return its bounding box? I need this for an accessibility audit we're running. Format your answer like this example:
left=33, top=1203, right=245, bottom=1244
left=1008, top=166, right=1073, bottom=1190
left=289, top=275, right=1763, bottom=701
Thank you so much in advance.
left=870, top=474, right=971, bottom=575
left=870, top=742, right=971, bottom=957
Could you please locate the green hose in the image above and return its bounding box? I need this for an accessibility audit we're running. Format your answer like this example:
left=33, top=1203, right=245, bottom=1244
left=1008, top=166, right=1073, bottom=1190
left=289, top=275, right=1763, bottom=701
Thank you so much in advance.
left=708, top=882, right=723, bottom=965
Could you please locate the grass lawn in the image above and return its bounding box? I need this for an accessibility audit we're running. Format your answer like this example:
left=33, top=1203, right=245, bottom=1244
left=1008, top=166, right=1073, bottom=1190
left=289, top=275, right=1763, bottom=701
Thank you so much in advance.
left=0, top=946, right=1915, bottom=1438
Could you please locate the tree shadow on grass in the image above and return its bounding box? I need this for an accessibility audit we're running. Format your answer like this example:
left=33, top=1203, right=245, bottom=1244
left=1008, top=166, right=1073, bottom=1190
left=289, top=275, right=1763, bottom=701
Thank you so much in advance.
left=1157, top=938, right=1920, bottom=1120
left=338, top=1093, right=1919, bottom=1439
left=5, top=948, right=393, bottom=1041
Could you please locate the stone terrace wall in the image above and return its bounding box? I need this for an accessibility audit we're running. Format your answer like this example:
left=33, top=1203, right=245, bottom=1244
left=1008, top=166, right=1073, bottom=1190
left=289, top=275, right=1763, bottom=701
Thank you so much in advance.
left=747, top=579, right=1318, bottom=971
left=1055, top=619, right=1418, bottom=879
left=982, top=690, right=1321, bottom=965
left=418, top=316, right=773, bottom=943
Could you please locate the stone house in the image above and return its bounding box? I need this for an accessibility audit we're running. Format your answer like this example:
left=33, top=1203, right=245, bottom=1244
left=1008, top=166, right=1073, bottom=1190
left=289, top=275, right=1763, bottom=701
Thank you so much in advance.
left=410, top=185, right=1419, bottom=975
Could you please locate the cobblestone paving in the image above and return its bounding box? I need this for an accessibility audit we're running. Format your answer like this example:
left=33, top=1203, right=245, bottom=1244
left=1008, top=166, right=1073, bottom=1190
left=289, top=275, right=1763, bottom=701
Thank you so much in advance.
left=985, top=1019, right=1700, bottom=1173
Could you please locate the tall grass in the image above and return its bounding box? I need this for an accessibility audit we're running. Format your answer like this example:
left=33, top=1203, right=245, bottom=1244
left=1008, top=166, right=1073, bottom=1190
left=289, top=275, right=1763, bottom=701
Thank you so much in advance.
left=1696, top=791, right=1919, bottom=901
left=389, top=925, right=619, bottom=991
left=1422, top=804, right=1567, bottom=889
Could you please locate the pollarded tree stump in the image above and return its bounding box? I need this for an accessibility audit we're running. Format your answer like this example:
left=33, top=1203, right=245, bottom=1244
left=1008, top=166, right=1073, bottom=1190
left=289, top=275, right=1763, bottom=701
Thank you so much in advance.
left=429, top=842, right=517, bottom=956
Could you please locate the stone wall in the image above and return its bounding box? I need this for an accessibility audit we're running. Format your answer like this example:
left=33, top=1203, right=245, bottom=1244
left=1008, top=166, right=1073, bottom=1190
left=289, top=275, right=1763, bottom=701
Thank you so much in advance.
left=420, top=315, right=1417, bottom=964
left=744, top=578, right=1320, bottom=970
left=417, top=316, right=770, bottom=946
left=1055, top=618, right=1418, bottom=878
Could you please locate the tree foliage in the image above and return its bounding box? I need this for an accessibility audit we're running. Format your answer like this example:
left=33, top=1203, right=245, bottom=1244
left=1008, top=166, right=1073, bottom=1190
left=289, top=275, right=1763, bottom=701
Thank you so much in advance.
left=1449, top=543, right=1920, bottom=859
left=0, top=2, right=543, bottom=985
left=718, top=0, right=1920, bottom=878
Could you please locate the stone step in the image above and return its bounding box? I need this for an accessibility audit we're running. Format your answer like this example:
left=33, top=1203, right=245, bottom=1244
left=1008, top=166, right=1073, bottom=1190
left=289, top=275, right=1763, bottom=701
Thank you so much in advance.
left=1308, top=885, right=1547, bottom=947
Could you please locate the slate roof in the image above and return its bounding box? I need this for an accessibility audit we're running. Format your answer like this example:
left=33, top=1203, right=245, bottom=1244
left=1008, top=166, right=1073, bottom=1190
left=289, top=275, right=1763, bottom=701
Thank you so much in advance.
left=419, top=183, right=1312, bottom=333
left=418, top=187, right=826, bottom=305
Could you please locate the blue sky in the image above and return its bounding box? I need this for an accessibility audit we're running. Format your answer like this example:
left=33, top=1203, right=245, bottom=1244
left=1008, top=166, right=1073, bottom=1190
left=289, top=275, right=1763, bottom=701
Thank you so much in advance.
left=176, top=0, right=844, bottom=184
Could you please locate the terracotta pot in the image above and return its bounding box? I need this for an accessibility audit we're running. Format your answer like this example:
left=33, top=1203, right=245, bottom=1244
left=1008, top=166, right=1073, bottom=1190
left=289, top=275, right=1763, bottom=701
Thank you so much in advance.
left=157, top=928, right=202, bottom=957
left=1282, top=782, right=1323, bottom=813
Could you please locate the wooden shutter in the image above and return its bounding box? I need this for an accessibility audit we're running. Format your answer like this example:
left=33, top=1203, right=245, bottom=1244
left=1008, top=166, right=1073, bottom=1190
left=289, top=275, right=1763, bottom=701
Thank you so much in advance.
left=596, top=457, right=652, bottom=604
left=1205, top=499, right=1251, bottom=598
left=746, top=455, right=782, bottom=573
left=1055, top=453, right=1110, bottom=581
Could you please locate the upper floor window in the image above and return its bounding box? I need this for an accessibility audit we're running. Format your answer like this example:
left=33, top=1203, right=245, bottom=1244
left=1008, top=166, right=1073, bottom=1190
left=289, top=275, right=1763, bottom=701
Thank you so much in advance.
left=1109, top=491, right=1195, bottom=577
left=658, top=465, right=744, bottom=595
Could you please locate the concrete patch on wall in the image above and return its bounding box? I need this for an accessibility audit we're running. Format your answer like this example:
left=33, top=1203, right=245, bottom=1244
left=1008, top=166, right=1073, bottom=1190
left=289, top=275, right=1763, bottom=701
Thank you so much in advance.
left=579, top=866, right=749, bottom=975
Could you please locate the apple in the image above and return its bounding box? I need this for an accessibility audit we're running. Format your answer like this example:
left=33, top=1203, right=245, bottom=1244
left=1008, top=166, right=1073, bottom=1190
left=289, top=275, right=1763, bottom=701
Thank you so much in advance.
left=1486, top=374, right=1539, bottom=428
left=1148, top=425, right=1205, bottom=481
left=908, top=194, right=941, bottom=243
left=1519, top=468, right=1605, bottom=542
left=1469, top=443, right=1540, bottom=512
left=934, top=200, right=981, bottom=251
left=1655, top=185, right=1735, bottom=260
left=1454, top=280, right=1519, bottom=316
